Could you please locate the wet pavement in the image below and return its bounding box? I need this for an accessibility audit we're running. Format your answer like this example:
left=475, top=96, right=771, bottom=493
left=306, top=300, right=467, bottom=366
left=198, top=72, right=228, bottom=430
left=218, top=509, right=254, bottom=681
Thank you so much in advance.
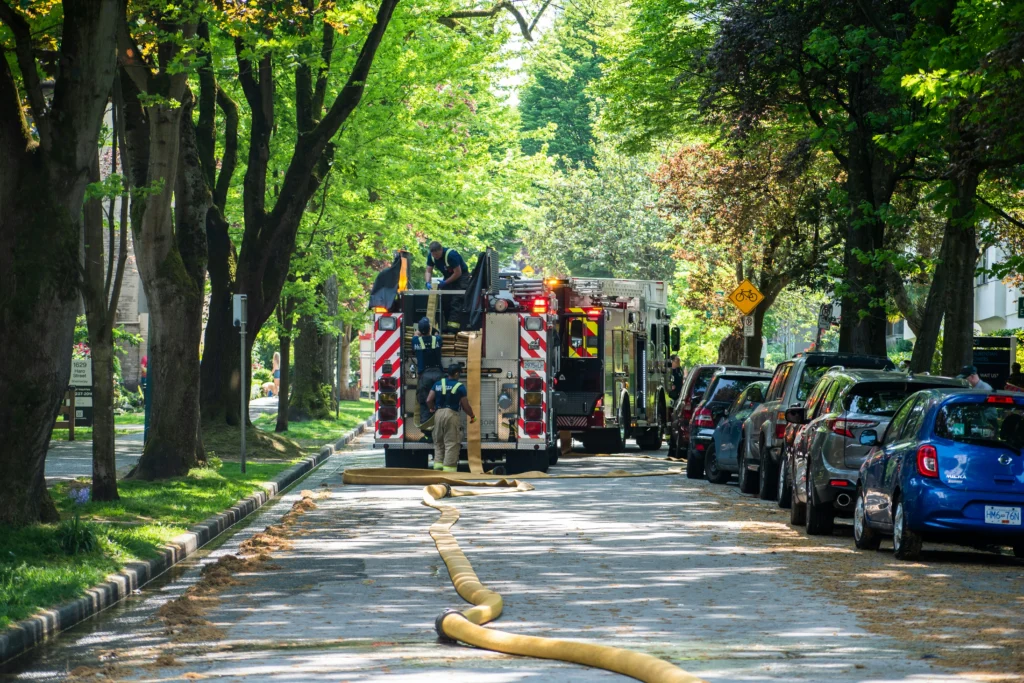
left=6, top=434, right=1022, bottom=681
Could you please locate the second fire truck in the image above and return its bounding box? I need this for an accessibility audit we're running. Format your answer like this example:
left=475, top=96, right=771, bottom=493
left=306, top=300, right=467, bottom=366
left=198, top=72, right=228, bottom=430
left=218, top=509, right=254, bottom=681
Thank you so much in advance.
left=549, top=277, right=678, bottom=452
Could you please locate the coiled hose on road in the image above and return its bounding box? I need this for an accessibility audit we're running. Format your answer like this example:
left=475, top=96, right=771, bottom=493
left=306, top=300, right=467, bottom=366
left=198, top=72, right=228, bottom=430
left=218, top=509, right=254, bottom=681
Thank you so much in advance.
left=341, top=466, right=706, bottom=683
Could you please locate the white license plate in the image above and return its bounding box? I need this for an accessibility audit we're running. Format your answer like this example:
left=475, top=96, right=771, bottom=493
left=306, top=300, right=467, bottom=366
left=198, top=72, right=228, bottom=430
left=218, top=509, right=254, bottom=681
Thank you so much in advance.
left=984, top=506, right=1022, bottom=526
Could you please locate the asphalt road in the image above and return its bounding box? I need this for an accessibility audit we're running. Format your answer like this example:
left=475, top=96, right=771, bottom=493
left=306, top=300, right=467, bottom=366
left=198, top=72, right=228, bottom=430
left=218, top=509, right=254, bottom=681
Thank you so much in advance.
left=6, top=435, right=1022, bottom=682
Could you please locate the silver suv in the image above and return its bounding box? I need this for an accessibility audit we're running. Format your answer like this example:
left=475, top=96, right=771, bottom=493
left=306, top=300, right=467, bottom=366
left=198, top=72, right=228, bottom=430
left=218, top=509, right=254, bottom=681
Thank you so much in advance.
left=785, top=369, right=967, bottom=534
left=743, top=352, right=894, bottom=502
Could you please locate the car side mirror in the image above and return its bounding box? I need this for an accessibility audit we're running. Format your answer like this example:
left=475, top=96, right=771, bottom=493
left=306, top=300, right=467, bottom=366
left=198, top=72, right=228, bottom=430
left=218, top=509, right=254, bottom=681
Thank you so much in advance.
left=785, top=407, right=806, bottom=425
left=860, top=430, right=878, bottom=446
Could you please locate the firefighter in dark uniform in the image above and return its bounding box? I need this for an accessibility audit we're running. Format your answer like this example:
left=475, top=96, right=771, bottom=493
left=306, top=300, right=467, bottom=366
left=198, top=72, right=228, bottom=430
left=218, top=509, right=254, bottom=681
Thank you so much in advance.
left=427, top=363, right=476, bottom=471
left=426, top=241, right=472, bottom=326
left=413, top=317, right=444, bottom=439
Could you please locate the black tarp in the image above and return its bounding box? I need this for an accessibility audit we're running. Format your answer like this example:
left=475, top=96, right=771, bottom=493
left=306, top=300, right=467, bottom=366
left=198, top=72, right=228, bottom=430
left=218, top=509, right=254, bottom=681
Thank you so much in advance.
left=369, top=253, right=405, bottom=310
left=457, top=251, right=488, bottom=331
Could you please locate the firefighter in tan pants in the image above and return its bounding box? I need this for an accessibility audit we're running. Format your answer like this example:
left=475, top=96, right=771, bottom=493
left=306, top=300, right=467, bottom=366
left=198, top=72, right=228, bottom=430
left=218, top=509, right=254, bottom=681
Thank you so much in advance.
left=426, top=363, right=476, bottom=471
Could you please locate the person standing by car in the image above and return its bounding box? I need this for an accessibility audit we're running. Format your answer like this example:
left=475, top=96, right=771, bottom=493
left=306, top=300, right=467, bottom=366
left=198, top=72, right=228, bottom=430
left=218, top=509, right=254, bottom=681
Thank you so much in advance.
left=669, top=355, right=683, bottom=401
left=959, top=365, right=993, bottom=391
left=427, top=363, right=477, bottom=472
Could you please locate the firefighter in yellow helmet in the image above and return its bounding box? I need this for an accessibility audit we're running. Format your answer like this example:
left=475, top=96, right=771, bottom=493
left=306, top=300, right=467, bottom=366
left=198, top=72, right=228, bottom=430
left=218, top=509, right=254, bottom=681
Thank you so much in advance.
left=426, top=363, right=476, bottom=471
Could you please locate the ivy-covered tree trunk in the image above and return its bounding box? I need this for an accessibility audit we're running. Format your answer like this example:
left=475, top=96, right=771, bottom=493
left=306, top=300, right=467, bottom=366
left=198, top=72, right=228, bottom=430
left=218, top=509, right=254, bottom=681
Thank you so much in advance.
left=0, top=0, right=119, bottom=526
left=290, top=314, right=333, bottom=421
left=718, top=329, right=744, bottom=365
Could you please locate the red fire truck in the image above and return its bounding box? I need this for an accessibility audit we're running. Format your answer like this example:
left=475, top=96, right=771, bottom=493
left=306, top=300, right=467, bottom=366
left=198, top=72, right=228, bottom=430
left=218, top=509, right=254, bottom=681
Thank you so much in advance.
left=369, top=251, right=561, bottom=473
left=549, top=277, right=678, bottom=452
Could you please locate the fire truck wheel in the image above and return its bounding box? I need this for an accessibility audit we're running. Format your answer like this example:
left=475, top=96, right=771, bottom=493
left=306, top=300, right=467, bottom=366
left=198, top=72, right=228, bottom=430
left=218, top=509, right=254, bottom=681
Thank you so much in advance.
left=505, top=450, right=549, bottom=474
left=383, top=447, right=429, bottom=469
left=548, top=443, right=560, bottom=466
left=635, top=427, right=662, bottom=451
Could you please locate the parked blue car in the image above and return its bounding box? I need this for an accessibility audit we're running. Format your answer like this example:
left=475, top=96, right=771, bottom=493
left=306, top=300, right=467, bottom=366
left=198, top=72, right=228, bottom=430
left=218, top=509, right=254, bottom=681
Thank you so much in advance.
left=855, top=389, right=1024, bottom=560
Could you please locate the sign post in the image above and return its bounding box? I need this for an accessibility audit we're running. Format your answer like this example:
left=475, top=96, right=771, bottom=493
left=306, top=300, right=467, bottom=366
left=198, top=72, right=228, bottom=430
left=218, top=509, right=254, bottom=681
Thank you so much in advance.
left=727, top=280, right=764, bottom=366
left=233, top=294, right=248, bottom=474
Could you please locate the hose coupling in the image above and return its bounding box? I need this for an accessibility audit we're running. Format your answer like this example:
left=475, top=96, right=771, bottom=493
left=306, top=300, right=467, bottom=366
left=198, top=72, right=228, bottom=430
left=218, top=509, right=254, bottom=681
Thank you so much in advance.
left=441, top=483, right=452, bottom=499
left=435, top=608, right=465, bottom=642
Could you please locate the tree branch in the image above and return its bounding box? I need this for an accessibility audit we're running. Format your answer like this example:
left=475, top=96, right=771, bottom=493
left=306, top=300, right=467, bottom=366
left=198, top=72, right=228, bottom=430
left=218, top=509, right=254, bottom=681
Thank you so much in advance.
left=115, top=11, right=152, bottom=93
left=439, top=0, right=549, bottom=41
left=0, top=0, right=51, bottom=148
left=978, top=196, right=1024, bottom=231
left=213, top=87, right=238, bottom=212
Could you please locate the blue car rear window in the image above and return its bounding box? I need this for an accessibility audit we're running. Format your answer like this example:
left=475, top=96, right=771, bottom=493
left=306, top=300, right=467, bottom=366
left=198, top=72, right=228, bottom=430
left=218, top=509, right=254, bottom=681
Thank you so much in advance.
left=934, top=403, right=1024, bottom=449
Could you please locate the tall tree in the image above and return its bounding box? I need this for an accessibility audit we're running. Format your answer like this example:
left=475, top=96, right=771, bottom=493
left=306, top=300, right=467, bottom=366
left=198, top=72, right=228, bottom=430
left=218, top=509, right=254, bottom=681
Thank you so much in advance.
left=654, top=139, right=843, bottom=365
left=0, top=0, right=120, bottom=525
left=116, top=1, right=210, bottom=478
left=519, top=1, right=602, bottom=167
left=198, top=0, right=400, bottom=429
left=598, top=0, right=919, bottom=356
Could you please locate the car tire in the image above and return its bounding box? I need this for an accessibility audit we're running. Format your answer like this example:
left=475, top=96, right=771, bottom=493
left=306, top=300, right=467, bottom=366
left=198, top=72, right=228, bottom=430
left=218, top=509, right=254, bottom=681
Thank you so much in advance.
left=788, top=458, right=805, bottom=525
left=777, top=451, right=792, bottom=509
left=804, top=469, right=834, bottom=536
left=738, top=443, right=758, bottom=494
left=758, top=439, right=778, bottom=501
left=686, top=445, right=704, bottom=479
left=853, top=491, right=881, bottom=550
left=705, top=445, right=730, bottom=484
left=1013, top=544, right=1024, bottom=559
left=892, top=497, right=923, bottom=561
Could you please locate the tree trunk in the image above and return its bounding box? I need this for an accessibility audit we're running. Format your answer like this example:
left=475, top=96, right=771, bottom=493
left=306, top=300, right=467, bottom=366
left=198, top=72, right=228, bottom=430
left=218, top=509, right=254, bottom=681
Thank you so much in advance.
left=339, top=323, right=357, bottom=400
left=717, top=328, right=744, bottom=364
left=89, top=340, right=119, bottom=500
left=838, top=129, right=890, bottom=357
left=0, top=0, right=119, bottom=526
left=276, top=315, right=293, bottom=433
left=908, top=236, right=951, bottom=373
left=290, top=313, right=332, bottom=421
left=126, top=98, right=208, bottom=479
left=940, top=167, right=980, bottom=377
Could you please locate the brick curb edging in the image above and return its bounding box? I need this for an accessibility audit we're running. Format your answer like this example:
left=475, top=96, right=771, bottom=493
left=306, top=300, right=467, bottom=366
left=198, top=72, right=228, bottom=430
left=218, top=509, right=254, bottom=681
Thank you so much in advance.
left=0, top=416, right=370, bottom=665
left=318, top=415, right=375, bottom=458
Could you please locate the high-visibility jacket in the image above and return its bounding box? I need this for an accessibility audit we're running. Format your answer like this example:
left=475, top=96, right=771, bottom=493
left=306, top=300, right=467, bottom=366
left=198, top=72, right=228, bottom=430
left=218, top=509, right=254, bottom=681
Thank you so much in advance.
left=413, top=334, right=443, bottom=372
left=432, top=378, right=466, bottom=411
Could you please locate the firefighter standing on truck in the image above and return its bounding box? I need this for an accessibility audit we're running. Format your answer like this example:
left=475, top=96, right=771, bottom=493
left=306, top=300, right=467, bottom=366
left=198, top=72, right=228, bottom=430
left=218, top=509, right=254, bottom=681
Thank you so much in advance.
left=413, top=317, right=444, bottom=438
left=427, top=363, right=476, bottom=471
left=425, top=241, right=472, bottom=324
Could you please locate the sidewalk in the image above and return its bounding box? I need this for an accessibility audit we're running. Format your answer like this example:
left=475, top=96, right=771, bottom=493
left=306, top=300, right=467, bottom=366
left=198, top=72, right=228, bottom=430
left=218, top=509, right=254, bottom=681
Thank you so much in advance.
left=44, top=399, right=282, bottom=482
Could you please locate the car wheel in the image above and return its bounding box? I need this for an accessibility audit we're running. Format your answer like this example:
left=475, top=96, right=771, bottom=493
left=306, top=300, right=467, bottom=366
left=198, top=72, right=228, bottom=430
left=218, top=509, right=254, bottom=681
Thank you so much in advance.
left=686, top=445, right=704, bottom=479
left=1013, top=544, right=1024, bottom=559
left=777, top=451, right=792, bottom=509
left=706, top=445, right=730, bottom=484
left=788, top=458, right=805, bottom=525
left=853, top=491, right=881, bottom=550
left=636, top=427, right=663, bottom=451
left=892, top=498, right=923, bottom=561
left=804, top=468, right=834, bottom=536
left=738, top=442, right=758, bottom=494
left=757, top=439, right=777, bottom=501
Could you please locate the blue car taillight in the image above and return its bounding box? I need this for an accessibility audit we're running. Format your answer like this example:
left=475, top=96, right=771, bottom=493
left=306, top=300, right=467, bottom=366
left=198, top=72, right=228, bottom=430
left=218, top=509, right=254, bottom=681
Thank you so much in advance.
left=916, top=444, right=938, bottom=478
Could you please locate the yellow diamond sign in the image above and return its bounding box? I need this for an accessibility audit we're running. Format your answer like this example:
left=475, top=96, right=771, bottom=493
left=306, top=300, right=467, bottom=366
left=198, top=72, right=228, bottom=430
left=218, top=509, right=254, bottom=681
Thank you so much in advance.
left=521, top=265, right=535, bottom=276
left=727, top=279, right=764, bottom=315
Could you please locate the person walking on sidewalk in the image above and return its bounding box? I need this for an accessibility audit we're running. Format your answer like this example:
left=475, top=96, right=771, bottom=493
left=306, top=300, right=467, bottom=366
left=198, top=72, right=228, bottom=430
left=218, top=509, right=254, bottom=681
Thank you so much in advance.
left=426, top=363, right=476, bottom=471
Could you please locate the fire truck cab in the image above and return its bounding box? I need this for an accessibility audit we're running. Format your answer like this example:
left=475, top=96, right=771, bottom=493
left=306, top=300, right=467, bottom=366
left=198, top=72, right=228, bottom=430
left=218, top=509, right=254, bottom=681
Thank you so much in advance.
left=550, top=278, right=677, bottom=452
left=370, top=251, right=561, bottom=473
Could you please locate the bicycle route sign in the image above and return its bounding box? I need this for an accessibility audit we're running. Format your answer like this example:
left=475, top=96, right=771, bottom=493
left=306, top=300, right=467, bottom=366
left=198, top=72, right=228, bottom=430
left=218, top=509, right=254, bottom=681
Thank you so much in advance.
left=727, top=279, right=764, bottom=315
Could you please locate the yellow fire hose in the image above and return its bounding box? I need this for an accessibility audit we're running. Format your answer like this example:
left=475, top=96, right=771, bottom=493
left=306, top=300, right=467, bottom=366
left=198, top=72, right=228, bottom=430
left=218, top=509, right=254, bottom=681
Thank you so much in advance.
left=342, top=466, right=704, bottom=682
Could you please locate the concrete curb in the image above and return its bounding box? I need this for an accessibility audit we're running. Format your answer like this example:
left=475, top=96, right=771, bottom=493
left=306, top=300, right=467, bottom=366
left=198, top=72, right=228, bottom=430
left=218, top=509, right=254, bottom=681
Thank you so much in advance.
left=318, top=415, right=375, bottom=458
left=0, top=416, right=367, bottom=665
